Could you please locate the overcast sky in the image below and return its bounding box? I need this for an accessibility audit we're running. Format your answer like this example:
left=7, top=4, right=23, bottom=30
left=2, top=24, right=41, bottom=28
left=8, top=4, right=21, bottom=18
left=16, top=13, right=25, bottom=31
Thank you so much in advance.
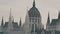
left=0, top=0, right=60, bottom=28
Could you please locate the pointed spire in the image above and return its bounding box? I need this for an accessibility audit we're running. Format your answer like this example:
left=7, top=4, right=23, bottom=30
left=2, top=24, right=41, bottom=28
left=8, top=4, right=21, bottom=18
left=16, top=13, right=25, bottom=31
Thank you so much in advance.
left=10, top=8, right=12, bottom=17
left=47, top=12, right=50, bottom=25
left=58, top=11, right=60, bottom=18
left=8, top=8, right=13, bottom=31
left=19, top=17, right=21, bottom=27
left=33, top=0, right=35, bottom=7
left=9, top=8, right=12, bottom=21
left=1, top=16, right=4, bottom=27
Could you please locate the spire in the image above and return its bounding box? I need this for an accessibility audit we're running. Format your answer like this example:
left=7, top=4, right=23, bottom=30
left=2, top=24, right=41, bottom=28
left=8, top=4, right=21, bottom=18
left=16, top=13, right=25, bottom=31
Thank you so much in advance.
left=33, top=0, right=35, bottom=7
left=47, top=12, right=50, bottom=25
left=10, top=8, right=12, bottom=18
left=58, top=11, right=60, bottom=18
left=1, top=16, right=4, bottom=27
left=19, top=17, right=21, bottom=27
left=8, top=8, right=13, bottom=31
left=9, top=8, right=12, bottom=22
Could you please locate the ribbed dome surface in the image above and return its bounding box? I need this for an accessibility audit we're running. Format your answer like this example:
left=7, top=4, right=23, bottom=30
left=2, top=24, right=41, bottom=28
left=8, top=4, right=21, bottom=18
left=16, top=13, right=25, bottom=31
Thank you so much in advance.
left=28, top=7, right=41, bottom=18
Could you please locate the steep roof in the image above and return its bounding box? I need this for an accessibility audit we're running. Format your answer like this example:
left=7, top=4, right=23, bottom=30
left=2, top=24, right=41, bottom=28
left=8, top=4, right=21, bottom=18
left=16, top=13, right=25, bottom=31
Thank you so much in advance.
left=50, top=19, right=58, bottom=25
left=13, top=22, right=18, bottom=28
left=4, top=22, right=8, bottom=28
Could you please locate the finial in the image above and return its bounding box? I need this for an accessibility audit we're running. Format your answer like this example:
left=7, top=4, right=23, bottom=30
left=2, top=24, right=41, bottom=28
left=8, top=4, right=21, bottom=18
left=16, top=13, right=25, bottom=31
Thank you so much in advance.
left=33, top=0, right=35, bottom=7
left=48, top=12, right=49, bottom=17
left=10, top=8, right=12, bottom=16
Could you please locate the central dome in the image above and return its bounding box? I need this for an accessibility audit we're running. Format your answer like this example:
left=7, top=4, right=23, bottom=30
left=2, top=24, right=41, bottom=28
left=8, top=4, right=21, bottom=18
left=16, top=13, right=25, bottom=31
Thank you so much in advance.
left=28, top=0, right=41, bottom=17
left=28, top=0, right=41, bottom=18
left=28, top=7, right=41, bottom=18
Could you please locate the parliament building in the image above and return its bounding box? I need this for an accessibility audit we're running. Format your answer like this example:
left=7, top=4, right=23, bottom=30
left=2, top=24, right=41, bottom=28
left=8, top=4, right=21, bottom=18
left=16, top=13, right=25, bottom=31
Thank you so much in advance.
left=0, top=0, right=60, bottom=34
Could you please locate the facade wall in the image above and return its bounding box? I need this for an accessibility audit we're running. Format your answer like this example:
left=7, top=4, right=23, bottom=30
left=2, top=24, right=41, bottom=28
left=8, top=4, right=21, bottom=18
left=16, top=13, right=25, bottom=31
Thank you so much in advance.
left=3, top=31, right=24, bottom=34
left=56, top=21, right=60, bottom=31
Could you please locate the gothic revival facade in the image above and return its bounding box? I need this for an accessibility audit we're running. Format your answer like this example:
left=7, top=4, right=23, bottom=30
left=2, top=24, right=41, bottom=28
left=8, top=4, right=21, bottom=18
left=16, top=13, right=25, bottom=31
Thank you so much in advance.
left=46, top=12, right=60, bottom=34
left=0, top=8, right=24, bottom=34
left=0, top=0, right=44, bottom=34
left=0, top=0, right=60, bottom=34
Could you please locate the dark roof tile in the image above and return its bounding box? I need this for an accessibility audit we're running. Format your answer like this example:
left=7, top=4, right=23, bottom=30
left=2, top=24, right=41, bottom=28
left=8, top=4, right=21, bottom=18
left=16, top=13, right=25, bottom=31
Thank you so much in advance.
left=50, top=19, right=58, bottom=25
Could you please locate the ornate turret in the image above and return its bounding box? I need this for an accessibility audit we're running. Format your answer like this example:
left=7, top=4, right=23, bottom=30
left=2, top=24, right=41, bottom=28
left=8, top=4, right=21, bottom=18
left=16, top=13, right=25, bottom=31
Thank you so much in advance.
left=7, top=8, right=13, bottom=31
